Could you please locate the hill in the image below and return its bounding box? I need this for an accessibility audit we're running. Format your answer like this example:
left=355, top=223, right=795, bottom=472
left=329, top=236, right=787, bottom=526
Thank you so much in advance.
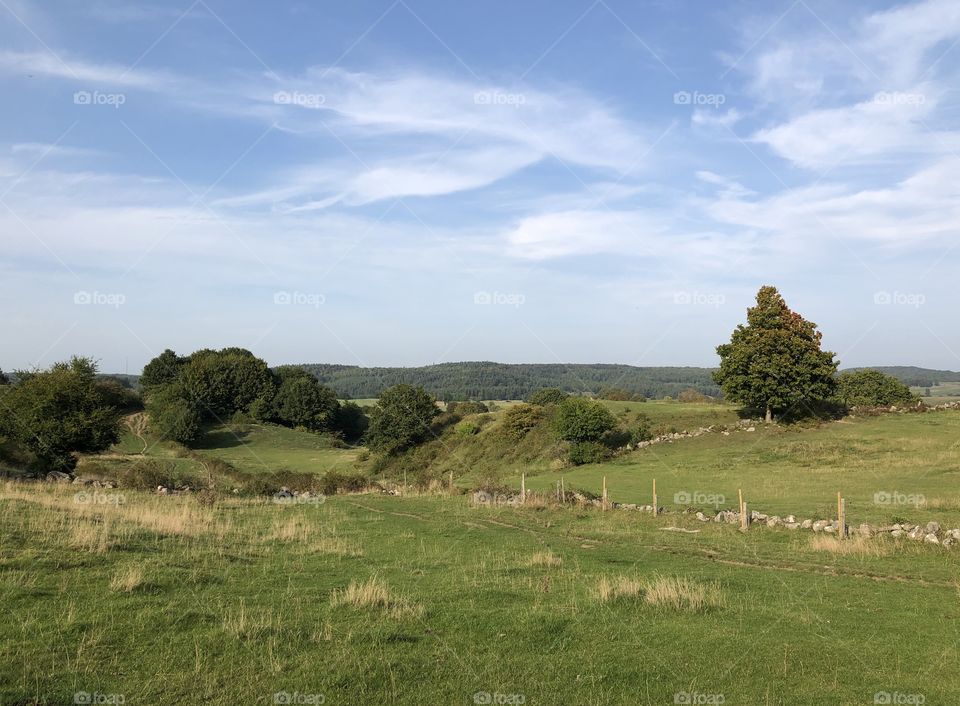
left=295, top=362, right=721, bottom=400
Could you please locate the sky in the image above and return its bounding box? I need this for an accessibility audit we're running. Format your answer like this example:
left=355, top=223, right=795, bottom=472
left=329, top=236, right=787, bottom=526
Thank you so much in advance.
left=2, top=0, right=960, bottom=373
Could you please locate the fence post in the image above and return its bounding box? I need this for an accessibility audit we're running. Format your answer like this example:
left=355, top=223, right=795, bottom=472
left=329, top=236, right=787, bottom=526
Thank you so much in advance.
left=521, top=474, right=526, bottom=505
left=449, top=471, right=453, bottom=495
left=602, top=476, right=608, bottom=511
left=652, top=478, right=658, bottom=516
left=560, top=477, right=565, bottom=504
left=839, top=495, right=847, bottom=539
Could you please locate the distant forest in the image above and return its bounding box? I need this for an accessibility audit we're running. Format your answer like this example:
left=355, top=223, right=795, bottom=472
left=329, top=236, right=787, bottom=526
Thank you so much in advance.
left=95, top=363, right=960, bottom=402
left=297, top=362, right=723, bottom=400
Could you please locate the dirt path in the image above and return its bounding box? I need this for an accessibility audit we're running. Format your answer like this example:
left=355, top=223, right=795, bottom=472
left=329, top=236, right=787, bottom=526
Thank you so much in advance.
left=125, top=413, right=149, bottom=455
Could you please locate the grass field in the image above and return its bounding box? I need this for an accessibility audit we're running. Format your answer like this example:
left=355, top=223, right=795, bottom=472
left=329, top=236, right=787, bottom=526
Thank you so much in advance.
left=520, top=411, right=960, bottom=526
left=2, top=485, right=958, bottom=705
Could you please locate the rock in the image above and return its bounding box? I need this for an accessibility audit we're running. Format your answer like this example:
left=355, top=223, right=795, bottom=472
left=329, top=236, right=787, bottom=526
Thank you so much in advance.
left=695, top=511, right=711, bottom=522
left=784, top=522, right=800, bottom=530
left=714, top=511, right=725, bottom=523
left=812, top=520, right=830, bottom=532
left=891, top=529, right=905, bottom=538
left=801, top=519, right=813, bottom=529
left=722, top=431, right=730, bottom=436
left=924, top=533, right=940, bottom=544
left=766, top=516, right=782, bottom=527
left=823, top=524, right=836, bottom=534
left=785, top=515, right=797, bottom=524
left=746, top=427, right=756, bottom=432
left=926, top=521, right=941, bottom=535
left=858, top=523, right=874, bottom=538
left=943, top=538, right=954, bottom=548
left=46, top=471, right=72, bottom=483
left=908, top=525, right=926, bottom=540
left=157, top=486, right=169, bottom=495
left=947, top=529, right=960, bottom=540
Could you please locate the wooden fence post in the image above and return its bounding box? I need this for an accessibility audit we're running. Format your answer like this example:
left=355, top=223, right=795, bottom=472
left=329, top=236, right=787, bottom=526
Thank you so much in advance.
left=521, top=474, right=526, bottom=505
left=652, top=478, right=658, bottom=516
left=839, top=495, right=846, bottom=539
left=449, top=471, right=453, bottom=495
left=560, top=477, right=565, bottom=504
left=602, top=476, right=608, bottom=511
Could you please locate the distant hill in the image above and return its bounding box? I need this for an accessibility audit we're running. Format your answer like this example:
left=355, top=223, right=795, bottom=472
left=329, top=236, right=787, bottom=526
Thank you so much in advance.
left=294, top=362, right=721, bottom=401
left=103, top=363, right=960, bottom=401
left=842, top=366, right=960, bottom=388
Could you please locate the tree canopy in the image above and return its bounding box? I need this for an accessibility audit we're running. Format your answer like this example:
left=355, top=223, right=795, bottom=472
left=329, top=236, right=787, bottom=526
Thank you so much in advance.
left=0, top=357, right=122, bottom=472
left=365, top=384, right=439, bottom=454
left=837, top=369, right=914, bottom=407
left=714, top=286, right=838, bottom=421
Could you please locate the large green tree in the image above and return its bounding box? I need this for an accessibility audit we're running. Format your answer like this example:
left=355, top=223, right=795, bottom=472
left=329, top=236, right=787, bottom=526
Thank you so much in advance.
left=714, top=286, right=838, bottom=422
left=255, top=367, right=340, bottom=431
left=365, top=384, right=439, bottom=454
left=0, top=357, right=122, bottom=472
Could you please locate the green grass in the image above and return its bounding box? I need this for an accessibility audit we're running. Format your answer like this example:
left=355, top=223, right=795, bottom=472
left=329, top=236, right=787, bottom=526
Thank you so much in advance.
left=192, top=423, right=361, bottom=475
left=1, top=485, right=958, bottom=705
left=520, top=411, right=960, bottom=526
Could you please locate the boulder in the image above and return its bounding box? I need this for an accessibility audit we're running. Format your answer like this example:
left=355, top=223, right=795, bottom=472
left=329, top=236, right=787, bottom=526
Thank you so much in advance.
left=800, top=519, right=813, bottom=529
left=695, top=511, right=711, bottom=522
left=785, top=515, right=797, bottom=524
left=891, top=529, right=905, bottom=538
left=812, top=520, right=830, bottom=532
left=784, top=522, right=800, bottom=530
left=908, top=526, right=926, bottom=540
left=858, top=524, right=874, bottom=538
left=46, top=471, right=72, bottom=483
left=926, top=521, right=941, bottom=535
left=924, top=533, right=940, bottom=545
left=766, top=516, right=782, bottom=527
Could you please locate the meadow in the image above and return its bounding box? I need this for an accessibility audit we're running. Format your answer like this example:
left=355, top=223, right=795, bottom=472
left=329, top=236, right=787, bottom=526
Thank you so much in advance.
left=2, top=483, right=958, bottom=705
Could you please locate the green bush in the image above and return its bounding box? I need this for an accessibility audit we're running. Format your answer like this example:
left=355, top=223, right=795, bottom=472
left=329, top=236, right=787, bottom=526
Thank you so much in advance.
left=117, top=460, right=186, bottom=490
left=836, top=370, right=914, bottom=407
left=455, top=420, right=481, bottom=437
left=500, top=403, right=545, bottom=440
left=568, top=441, right=611, bottom=466
left=552, top=397, right=616, bottom=443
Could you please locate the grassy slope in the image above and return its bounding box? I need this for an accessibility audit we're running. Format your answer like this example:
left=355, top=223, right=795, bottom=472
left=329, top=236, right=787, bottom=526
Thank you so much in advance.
left=1, top=487, right=958, bottom=705
left=520, top=411, right=960, bottom=526
left=192, top=423, right=360, bottom=475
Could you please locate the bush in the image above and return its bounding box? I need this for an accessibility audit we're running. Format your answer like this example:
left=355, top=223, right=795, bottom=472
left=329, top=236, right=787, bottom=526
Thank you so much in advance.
left=630, top=413, right=654, bottom=443
left=836, top=370, right=914, bottom=407
left=553, top=397, right=616, bottom=443
left=366, top=384, right=440, bottom=454
left=117, top=460, right=186, bottom=490
left=528, top=388, right=568, bottom=406
left=568, top=441, right=611, bottom=466
left=500, top=403, right=546, bottom=440
left=455, top=420, right=480, bottom=437
left=319, top=471, right=368, bottom=495
left=448, top=401, right=489, bottom=417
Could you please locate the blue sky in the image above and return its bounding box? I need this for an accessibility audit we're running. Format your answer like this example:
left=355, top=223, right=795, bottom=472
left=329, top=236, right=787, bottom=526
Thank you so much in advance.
left=2, top=0, right=960, bottom=373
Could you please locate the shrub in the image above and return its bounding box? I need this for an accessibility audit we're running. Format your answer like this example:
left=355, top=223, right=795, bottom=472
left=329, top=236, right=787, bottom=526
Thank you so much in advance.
left=500, top=403, right=545, bottom=440
left=448, top=401, right=489, bottom=416
left=528, top=388, right=568, bottom=406
left=568, top=441, right=611, bottom=465
left=836, top=369, right=914, bottom=407
left=366, top=385, right=440, bottom=454
left=455, top=420, right=480, bottom=437
left=320, top=471, right=368, bottom=495
left=552, top=397, right=616, bottom=443
left=117, top=460, right=185, bottom=490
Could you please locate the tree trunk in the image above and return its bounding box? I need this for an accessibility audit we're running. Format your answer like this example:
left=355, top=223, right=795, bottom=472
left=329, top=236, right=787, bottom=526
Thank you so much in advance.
left=765, top=406, right=772, bottom=423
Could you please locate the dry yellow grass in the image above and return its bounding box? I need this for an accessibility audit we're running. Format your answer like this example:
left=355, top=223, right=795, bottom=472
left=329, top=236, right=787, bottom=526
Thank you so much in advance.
left=109, top=565, right=145, bottom=593
left=527, top=550, right=562, bottom=567
left=330, top=576, right=423, bottom=619
left=643, top=575, right=725, bottom=611
left=808, top=535, right=891, bottom=557
left=595, top=575, right=644, bottom=603
left=595, top=574, right=725, bottom=611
